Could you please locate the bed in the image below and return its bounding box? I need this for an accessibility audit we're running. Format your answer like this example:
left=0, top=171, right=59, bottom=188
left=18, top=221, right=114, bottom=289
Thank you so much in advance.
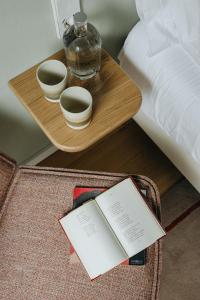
left=119, top=1, right=200, bottom=192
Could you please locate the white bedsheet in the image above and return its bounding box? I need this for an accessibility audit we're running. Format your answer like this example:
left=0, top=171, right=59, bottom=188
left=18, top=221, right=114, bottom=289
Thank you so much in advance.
left=119, top=21, right=200, bottom=164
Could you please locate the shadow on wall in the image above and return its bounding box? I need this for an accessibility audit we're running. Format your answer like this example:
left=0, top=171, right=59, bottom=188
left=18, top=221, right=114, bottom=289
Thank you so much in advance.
left=0, top=109, right=49, bottom=163
left=80, top=0, right=139, bottom=59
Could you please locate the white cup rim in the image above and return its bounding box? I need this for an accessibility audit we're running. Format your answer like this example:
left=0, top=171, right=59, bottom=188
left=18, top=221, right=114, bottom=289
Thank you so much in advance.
left=59, top=86, right=93, bottom=119
left=36, top=59, right=68, bottom=87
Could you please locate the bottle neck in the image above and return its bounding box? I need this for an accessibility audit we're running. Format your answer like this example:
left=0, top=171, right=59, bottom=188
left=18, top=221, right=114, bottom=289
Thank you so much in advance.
left=74, top=23, right=87, bottom=37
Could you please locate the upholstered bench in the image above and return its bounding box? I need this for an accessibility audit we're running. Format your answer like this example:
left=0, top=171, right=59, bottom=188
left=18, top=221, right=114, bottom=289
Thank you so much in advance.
left=0, top=153, right=162, bottom=300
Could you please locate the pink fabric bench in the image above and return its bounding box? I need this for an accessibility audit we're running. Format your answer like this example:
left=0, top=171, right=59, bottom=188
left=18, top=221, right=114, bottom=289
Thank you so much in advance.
left=0, top=153, right=162, bottom=300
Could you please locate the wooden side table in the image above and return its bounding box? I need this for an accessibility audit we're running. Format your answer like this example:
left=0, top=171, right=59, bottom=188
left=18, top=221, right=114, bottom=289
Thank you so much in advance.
left=9, top=49, right=141, bottom=152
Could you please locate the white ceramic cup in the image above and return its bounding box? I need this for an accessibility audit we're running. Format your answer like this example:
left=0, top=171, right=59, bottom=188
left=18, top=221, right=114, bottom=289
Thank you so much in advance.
left=36, top=59, right=68, bottom=102
left=59, top=87, right=93, bottom=130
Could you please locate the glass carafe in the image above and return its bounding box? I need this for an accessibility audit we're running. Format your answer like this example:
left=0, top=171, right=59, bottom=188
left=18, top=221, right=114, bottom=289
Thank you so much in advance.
left=63, top=12, right=102, bottom=80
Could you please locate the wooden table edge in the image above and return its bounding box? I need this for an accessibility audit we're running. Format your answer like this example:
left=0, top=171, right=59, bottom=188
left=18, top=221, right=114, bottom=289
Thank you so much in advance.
left=54, top=95, right=142, bottom=152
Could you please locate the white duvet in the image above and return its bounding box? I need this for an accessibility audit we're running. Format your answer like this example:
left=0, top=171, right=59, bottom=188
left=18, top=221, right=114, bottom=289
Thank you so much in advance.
left=119, top=22, right=200, bottom=164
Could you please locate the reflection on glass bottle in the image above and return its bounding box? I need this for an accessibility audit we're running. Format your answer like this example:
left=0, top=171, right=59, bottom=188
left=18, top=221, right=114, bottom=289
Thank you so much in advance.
left=63, top=12, right=102, bottom=80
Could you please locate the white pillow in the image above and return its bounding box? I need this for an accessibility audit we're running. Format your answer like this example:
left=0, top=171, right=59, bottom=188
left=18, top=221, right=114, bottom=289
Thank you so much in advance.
left=135, top=0, right=200, bottom=56
left=164, top=0, right=200, bottom=43
left=146, top=12, right=178, bottom=56
left=135, top=0, right=175, bottom=56
left=135, top=0, right=161, bottom=21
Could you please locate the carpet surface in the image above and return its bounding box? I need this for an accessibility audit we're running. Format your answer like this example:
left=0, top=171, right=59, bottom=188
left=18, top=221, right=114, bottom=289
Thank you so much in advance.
left=160, top=179, right=200, bottom=300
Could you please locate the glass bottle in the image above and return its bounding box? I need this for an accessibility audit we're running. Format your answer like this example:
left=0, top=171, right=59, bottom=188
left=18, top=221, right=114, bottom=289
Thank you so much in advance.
left=63, top=12, right=102, bottom=80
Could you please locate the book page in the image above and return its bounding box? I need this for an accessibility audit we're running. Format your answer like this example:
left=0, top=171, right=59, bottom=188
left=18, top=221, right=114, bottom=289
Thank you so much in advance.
left=60, top=200, right=127, bottom=279
left=96, top=178, right=165, bottom=257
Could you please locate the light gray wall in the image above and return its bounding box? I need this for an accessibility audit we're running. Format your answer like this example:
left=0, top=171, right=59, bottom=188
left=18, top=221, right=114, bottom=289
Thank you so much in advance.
left=0, top=1, right=62, bottom=163
left=82, top=0, right=138, bottom=58
left=0, top=0, right=138, bottom=164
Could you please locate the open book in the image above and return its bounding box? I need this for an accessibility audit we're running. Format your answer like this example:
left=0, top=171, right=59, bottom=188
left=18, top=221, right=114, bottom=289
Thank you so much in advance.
left=60, top=178, right=165, bottom=279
